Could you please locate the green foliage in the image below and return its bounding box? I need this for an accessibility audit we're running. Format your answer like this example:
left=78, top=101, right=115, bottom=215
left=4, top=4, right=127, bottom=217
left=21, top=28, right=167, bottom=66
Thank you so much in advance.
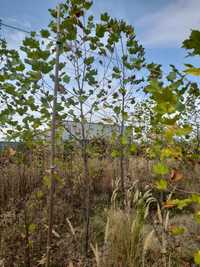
left=170, top=226, right=186, bottom=236
left=155, top=179, right=167, bottom=191
left=194, top=211, right=200, bottom=224
left=96, top=24, right=106, bottom=38
left=43, top=175, right=51, bottom=188
left=111, top=149, right=120, bottom=158
left=84, top=56, right=94, bottom=65
left=194, top=250, right=200, bottom=265
left=182, top=30, right=200, bottom=56
left=1, top=3, right=200, bottom=266
left=101, top=12, right=110, bottom=22
left=153, top=162, right=169, bottom=175
left=40, top=29, right=50, bottom=38
left=129, top=143, right=137, bottom=154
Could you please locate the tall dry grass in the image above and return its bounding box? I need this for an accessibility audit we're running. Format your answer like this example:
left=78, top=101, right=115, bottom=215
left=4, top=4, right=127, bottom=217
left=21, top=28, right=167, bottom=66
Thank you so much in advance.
left=91, top=182, right=156, bottom=267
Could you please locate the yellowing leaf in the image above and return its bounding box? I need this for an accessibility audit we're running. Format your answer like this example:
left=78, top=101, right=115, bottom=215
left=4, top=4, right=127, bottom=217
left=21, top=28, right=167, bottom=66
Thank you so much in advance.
left=163, top=200, right=176, bottom=209
left=194, top=211, right=200, bottom=224
left=5, top=147, right=16, bottom=158
left=170, top=169, right=184, bottom=182
left=160, top=148, right=172, bottom=159
left=36, top=190, right=43, bottom=199
left=164, top=126, right=176, bottom=141
left=161, top=147, right=181, bottom=160
left=184, top=67, right=200, bottom=76
left=29, top=223, right=36, bottom=233
left=43, top=175, right=51, bottom=188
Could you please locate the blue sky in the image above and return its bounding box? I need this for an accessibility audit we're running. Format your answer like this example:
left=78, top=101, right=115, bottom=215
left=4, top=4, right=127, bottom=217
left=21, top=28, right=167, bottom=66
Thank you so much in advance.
left=1, top=0, right=200, bottom=73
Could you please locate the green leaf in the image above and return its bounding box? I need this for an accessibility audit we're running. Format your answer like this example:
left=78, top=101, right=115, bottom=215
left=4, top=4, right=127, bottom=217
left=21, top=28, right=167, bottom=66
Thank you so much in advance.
left=194, top=250, right=200, bottom=265
left=4, top=84, right=16, bottom=95
left=23, top=37, right=39, bottom=49
left=28, top=223, right=36, bottom=233
left=194, top=211, right=200, bottom=224
left=162, top=116, right=179, bottom=125
left=176, top=101, right=185, bottom=112
left=112, top=92, right=119, bottom=99
left=113, top=106, right=121, bottom=115
left=84, top=56, right=94, bottom=65
left=119, top=87, right=126, bottom=95
left=130, top=143, right=137, bottom=154
left=16, top=63, right=25, bottom=71
left=170, top=226, right=185, bottom=236
left=43, top=175, right=51, bottom=188
left=191, top=194, right=200, bottom=205
left=0, top=75, right=5, bottom=82
left=31, top=61, right=52, bottom=74
left=111, top=149, right=120, bottom=158
left=63, top=75, right=71, bottom=83
left=173, top=198, right=192, bottom=209
left=83, top=1, right=93, bottom=10
left=155, top=179, right=167, bottom=191
left=101, top=12, right=109, bottom=21
left=96, top=24, right=106, bottom=38
left=28, top=71, right=42, bottom=81
left=161, top=147, right=181, bottom=160
left=183, top=30, right=200, bottom=56
left=113, top=66, right=120, bottom=73
left=120, top=136, right=128, bottom=145
left=167, top=71, right=176, bottom=81
left=36, top=190, right=43, bottom=199
left=40, top=29, right=50, bottom=38
left=184, top=63, right=194, bottom=68
left=176, top=125, right=192, bottom=136
left=64, top=22, right=77, bottom=40
left=153, top=162, right=169, bottom=175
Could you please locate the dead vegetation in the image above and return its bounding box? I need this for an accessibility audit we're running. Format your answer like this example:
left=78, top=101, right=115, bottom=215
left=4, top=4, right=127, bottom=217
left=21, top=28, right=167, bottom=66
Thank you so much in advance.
left=0, top=143, right=199, bottom=267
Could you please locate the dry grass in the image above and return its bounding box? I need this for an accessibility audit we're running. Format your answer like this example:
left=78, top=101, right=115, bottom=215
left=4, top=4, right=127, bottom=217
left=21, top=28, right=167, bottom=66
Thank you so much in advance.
left=0, top=146, right=200, bottom=266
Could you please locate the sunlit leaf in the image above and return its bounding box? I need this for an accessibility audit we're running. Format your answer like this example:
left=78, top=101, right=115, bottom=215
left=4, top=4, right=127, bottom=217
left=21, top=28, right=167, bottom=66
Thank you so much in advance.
left=194, top=250, right=200, bottom=265
left=169, top=226, right=185, bottom=236
left=129, top=143, right=137, bottom=154
left=184, top=67, right=200, bottom=76
left=194, top=211, right=200, bottom=224
left=153, top=162, right=169, bottom=175
left=155, top=179, right=167, bottom=191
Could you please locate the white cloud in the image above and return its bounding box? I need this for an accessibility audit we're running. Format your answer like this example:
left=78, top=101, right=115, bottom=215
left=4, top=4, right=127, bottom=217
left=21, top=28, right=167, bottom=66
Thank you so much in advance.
left=1, top=17, right=31, bottom=49
left=4, top=17, right=31, bottom=30
left=4, top=31, right=26, bottom=49
left=137, top=0, right=200, bottom=48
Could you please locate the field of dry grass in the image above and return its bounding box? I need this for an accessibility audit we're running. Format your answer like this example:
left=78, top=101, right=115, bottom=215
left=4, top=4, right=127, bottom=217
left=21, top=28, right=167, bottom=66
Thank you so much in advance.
left=0, top=143, right=199, bottom=267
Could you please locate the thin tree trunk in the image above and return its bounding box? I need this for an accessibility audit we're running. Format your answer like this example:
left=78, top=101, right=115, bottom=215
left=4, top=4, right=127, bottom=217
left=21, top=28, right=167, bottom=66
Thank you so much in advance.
left=73, top=33, right=91, bottom=259
left=120, top=88, right=126, bottom=208
left=46, top=5, right=60, bottom=267
left=119, top=35, right=126, bottom=207
left=80, top=103, right=91, bottom=259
